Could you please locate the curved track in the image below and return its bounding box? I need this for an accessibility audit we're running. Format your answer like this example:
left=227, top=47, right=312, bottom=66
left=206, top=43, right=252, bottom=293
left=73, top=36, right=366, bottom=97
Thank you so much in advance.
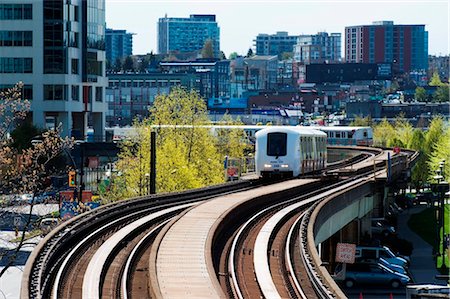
left=22, top=146, right=407, bottom=299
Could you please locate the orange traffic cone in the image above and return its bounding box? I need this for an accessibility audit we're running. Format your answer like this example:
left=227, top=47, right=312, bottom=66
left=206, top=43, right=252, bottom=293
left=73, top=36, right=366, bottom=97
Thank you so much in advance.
left=359, top=292, right=363, bottom=299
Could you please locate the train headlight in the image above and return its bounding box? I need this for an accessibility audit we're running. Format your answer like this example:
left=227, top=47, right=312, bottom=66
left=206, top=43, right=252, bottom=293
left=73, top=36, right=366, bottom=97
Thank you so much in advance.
left=281, top=164, right=289, bottom=168
left=264, top=164, right=272, bottom=168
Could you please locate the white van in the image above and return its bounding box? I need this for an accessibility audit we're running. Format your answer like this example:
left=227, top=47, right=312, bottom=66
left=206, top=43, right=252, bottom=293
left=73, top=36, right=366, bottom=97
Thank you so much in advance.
left=355, top=246, right=409, bottom=268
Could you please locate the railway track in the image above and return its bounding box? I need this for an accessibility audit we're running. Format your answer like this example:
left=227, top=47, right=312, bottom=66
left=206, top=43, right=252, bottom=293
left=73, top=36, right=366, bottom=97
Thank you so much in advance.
left=22, top=146, right=408, bottom=299
left=223, top=175, right=372, bottom=299
left=22, top=180, right=258, bottom=299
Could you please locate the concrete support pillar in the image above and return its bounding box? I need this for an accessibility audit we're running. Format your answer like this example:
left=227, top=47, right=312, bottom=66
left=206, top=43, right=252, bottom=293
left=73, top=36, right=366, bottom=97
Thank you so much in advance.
left=373, top=189, right=384, bottom=218
left=92, top=112, right=105, bottom=141
left=58, top=111, right=72, bottom=137
left=341, top=221, right=358, bottom=244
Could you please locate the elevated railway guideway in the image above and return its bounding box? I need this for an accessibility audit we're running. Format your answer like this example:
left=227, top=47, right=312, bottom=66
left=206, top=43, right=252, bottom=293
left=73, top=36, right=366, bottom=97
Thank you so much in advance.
left=302, top=148, right=419, bottom=299
left=21, top=145, right=417, bottom=299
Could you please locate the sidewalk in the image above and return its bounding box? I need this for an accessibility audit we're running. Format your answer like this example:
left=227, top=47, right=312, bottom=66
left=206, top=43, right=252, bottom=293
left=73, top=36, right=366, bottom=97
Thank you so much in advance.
left=396, top=205, right=444, bottom=284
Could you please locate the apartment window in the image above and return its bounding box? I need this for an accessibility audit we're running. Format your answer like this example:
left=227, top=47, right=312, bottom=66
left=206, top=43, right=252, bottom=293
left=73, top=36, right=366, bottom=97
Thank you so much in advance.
left=0, top=84, right=32, bottom=100
left=71, top=85, right=79, bottom=101
left=71, top=58, right=79, bottom=74
left=0, top=57, right=32, bottom=73
left=44, top=85, right=67, bottom=101
left=95, top=86, right=103, bottom=102
left=0, top=4, right=32, bottom=20
left=69, top=32, right=79, bottom=48
left=0, top=31, right=32, bottom=47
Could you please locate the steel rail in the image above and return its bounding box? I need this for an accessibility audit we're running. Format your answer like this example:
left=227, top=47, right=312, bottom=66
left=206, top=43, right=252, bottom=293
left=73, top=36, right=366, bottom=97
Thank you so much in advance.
left=285, top=213, right=308, bottom=299
left=254, top=178, right=366, bottom=299
left=121, top=219, right=170, bottom=299
left=83, top=203, right=194, bottom=299
left=23, top=179, right=257, bottom=299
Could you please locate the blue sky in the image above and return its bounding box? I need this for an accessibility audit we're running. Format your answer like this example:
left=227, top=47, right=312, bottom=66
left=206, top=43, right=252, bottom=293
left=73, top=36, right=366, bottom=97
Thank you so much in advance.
left=105, top=0, right=449, bottom=57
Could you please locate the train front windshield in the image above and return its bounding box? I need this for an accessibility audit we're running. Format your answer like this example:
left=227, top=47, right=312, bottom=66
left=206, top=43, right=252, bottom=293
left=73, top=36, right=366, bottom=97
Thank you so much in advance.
left=267, top=133, right=287, bottom=156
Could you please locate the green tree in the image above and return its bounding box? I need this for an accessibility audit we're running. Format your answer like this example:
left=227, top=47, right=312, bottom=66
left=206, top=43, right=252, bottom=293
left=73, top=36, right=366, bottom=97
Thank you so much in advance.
left=246, top=48, right=254, bottom=58
left=414, top=86, right=427, bottom=102
left=201, top=39, right=214, bottom=59
left=281, top=52, right=293, bottom=60
left=113, top=57, right=122, bottom=72
left=138, top=56, right=150, bottom=73
left=350, top=116, right=372, bottom=126
left=10, top=122, right=43, bottom=151
left=433, top=85, right=449, bottom=102
left=373, top=118, right=396, bottom=147
left=215, top=114, right=249, bottom=159
left=429, top=71, right=444, bottom=86
left=427, top=127, right=450, bottom=182
left=220, top=51, right=227, bottom=60
left=123, top=56, right=134, bottom=71
left=407, top=128, right=428, bottom=190
left=424, top=117, right=445, bottom=157
left=150, top=88, right=224, bottom=190
left=407, top=129, right=426, bottom=150
left=108, top=87, right=234, bottom=198
left=229, top=52, right=238, bottom=60
left=393, top=115, right=413, bottom=148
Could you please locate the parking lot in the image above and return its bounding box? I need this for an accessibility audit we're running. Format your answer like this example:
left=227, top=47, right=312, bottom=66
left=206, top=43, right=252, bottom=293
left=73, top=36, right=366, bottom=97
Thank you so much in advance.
left=340, top=204, right=446, bottom=298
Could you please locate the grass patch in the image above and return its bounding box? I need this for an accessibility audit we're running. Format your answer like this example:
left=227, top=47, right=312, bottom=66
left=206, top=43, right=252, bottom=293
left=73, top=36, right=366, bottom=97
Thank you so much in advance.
left=9, top=229, right=41, bottom=243
left=408, top=207, right=438, bottom=252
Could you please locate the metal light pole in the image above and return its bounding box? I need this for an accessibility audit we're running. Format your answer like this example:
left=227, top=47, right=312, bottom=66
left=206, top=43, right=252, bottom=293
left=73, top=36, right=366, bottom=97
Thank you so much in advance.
left=433, top=159, right=449, bottom=269
left=150, top=131, right=156, bottom=194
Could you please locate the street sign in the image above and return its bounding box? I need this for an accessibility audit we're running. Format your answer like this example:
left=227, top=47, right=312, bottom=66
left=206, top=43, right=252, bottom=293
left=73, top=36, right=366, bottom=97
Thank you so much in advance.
left=14, top=216, right=22, bottom=227
left=335, top=243, right=356, bottom=264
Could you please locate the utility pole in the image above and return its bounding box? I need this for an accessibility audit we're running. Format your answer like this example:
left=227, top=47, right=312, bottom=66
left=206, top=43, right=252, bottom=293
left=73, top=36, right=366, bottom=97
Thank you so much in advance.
left=79, top=143, right=85, bottom=202
left=150, top=131, right=156, bottom=194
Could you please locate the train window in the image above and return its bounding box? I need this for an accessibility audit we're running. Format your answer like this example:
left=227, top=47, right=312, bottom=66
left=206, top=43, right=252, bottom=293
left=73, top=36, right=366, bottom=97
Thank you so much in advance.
left=336, top=132, right=341, bottom=138
left=267, top=133, right=287, bottom=157
left=348, top=131, right=354, bottom=138
left=363, top=131, right=367, bottom=137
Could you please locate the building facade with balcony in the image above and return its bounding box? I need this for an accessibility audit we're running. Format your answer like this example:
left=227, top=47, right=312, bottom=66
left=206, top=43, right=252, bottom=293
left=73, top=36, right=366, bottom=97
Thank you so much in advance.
left=345, top=21, right=428, bottom=73
left=293, top=32, right=341, bottom=64
left=0, top=0, right=107, bottom=138
left=254, top=31, right=298, bottom=58
left=157, top=14, right=220, bottom=58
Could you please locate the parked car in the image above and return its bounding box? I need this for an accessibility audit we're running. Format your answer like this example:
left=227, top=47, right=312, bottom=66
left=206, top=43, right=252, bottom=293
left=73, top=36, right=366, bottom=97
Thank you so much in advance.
left=39, top=218, right=59, bottom=235
left=341, top=263, right=410, bottom=288
left=371, top=219, right=396, bottom=237
left=358, top=257, right=408, bottom=275
left=355, top=246, right=409, bottom=268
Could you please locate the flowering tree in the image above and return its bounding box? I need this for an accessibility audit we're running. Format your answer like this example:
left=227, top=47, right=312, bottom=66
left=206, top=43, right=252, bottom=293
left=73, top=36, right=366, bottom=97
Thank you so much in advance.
left=0, top=83, right=73, bottom=277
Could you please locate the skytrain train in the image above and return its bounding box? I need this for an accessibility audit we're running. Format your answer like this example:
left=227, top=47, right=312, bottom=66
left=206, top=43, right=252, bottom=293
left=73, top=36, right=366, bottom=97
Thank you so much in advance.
left=255, top=126, right=327, bottom=178
left=105, top=125, right=373, bottom=146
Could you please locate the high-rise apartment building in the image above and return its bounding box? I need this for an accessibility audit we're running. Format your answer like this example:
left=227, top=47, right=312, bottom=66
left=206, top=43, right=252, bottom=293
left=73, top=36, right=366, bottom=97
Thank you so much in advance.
left=106, top=28, right=133, bottom=65
left=254, top=32, right=298, bottom=58
left=293, top=32, right=341, bottom=64
left=157, top=14, right=220, bottom=58
left=345, top=21, right=428, bottom=72
left=0, top=0, right=107, bottom=138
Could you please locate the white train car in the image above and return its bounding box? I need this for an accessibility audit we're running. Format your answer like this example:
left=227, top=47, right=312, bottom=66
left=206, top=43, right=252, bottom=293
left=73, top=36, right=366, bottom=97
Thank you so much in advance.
left=310, top=126, right=373, bottom=146
left=255, top=126, right=327, bottom=178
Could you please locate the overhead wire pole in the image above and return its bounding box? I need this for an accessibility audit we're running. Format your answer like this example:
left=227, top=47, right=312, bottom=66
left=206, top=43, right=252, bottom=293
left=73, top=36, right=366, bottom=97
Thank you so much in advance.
left=150, top=131, right=156, bottom=194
